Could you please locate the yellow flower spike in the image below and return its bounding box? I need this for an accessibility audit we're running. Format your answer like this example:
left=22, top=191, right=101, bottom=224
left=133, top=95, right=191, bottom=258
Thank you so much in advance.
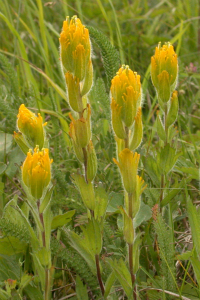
left=151, top=42, right=178, bottom=103
left=129, top=107, right=143, bottom=151
left=113, top=148, right=140, bottom=194
left=22, top=147, right=53, bottom=199
left=59, top=15, right=93, bottom=92
left=111, top=65, right=142, bottom=128
left=111, top=99, right=126, bottom=139
left=17, top=104, right=46, bottom=149
left=69, top=104, right=91, bottom=148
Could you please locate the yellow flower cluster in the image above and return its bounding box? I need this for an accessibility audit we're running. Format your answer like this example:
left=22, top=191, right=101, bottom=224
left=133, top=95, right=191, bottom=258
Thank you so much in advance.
left=17, top=104, right=46, bottom=149
left=151, top=42, right=178, bottom=103
left=22, top=147, right=52, bottom=199
left=60, top=16, right=93, bottom=108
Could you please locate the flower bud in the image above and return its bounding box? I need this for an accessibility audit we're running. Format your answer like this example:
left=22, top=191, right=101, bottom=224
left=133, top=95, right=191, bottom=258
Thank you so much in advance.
left=113, top=149, right=140, bottom=194
left=22, top=147, right=53, bottom=199
left=60, top=16, right=93, bottom=93
left=166, top=90, right=179, bottom=127
left=111, top=65, right=142, bottom=128
left=17, top=104, right=46, bottom=149
left=69, top=104, right=91, bottom=148
left=86, top=140, right=97, bottom=182
left=130, top=107, right=143, bottom=151
left=151, top=42, right=178, bottom=103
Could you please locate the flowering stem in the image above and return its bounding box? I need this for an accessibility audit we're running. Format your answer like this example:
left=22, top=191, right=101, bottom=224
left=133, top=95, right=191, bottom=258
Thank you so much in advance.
left=128, top=193, right=137, bottom=300
left=37, top=201, right=51, bottom=300
left=95, top=254, right=105, bottom=298
left=164, top=104, right=168, bottom=145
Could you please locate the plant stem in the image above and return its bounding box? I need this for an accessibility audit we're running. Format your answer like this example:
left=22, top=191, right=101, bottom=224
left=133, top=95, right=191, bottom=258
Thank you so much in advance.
left=164, top=104, right=168, bottom=145
left=128, top=193, right=137, bottom=300
left=128, top=244, right=137, bottom=300
left=95, top=254, right=105, bottom=298
left=37, top=201, right=51, bottom=300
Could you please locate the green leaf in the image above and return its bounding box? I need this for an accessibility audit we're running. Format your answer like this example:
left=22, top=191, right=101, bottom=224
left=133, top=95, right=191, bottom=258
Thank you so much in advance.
left=51, top=210, right=75, bottom=230
left=0, top=236, right=27, bottom=255
left=177, top=167, right=199, bottom=180
left=31, top=253, right=45, bottom=290
left=119, top=207, right=134, bottom=244
left=104, top=271, right=116, bottom=298
left=0, top=163, right=7, bottom=175
left=3, top=195, right=24, bottom=227
left=94, top=187, right=108, bottom=221
left=81, top=220, right=102, bottom=255
left=176, top=251, right=192, bottom=261
left=19, top=273, right=33, bottom=292
left=12, top=205, right=39, bottom=251
left=24, top=284, right=43, bottom=300
left=107, top=258, right=133, bottom=299
left=0, top=255, right=20, bottom=281
left=157, top=144, right=179, bottom=175
left=0, top=288, right=9, bottom=300
left=107, top=192, right=123, bottom=213
left=39, top=185, right=54, bottom=213
left=35, top=247, right=51, bottom=268
left=161, top=180, right=184, bottom=207
left=134, top=201, right=152, bottom=228
left=156, top=114, right=166, bottom=141
left=190, top=257, right=200, bottom=287
left=143, top=155, right=161, bottom=187
left=187, top=197, right=200, bottom=258
left=5, top=147, right=25, bottom=179
left=76, top=275, right=89, bottom=300
left=66, top=229, right=96, bottom=274
left=132, top=233, right=142, bottom=274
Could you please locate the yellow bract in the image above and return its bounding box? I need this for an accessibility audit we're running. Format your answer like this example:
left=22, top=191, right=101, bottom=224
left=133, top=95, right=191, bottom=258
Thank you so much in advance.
left=69, top=104, right=91, bottom=148
left=151, top=42, right=178, bottom=103
left=22, top=147, right=53, bottom=199
left=111, top=65, right=141, bottom=129
left=17, top=104, right=46, bottom=149
left=113, top=148, right=140, bottom=193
